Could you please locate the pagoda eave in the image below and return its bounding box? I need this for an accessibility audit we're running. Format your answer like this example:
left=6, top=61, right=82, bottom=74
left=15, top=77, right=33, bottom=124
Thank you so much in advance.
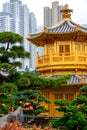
left=27, top=38, right=44, bottom=46
left=27, top=30, right=87, bottom=46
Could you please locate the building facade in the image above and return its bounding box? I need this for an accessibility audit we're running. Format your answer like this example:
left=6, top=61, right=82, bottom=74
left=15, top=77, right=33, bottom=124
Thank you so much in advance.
left=0, top=0, right=37, bottom=71
left=44, top=1, right=63, bottom=27
left=0, top=12, right=15, bottom=32
left=29, top=12, right=37, bottom=71
left=27, top=4, right=87, bottom=116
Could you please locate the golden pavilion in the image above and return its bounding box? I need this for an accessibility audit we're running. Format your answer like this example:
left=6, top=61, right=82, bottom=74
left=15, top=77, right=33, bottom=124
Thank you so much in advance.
left=27, top=4, right=87, bottom=116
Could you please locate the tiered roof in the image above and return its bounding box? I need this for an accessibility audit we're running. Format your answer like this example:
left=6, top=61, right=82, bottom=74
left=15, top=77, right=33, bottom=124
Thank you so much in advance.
left=49, top=74, right=87, bottom=84
left=27, top=4, right=87, bottom=46
left=48, top=21, right=87, bottom=33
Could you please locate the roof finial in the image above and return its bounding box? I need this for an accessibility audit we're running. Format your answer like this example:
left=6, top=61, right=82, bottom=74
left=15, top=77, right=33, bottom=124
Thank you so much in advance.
left=76, top=24, right=80, bottom=31
left=60, top=4, right=73, bottom=20
left=44, top=27, right=48, bottom=33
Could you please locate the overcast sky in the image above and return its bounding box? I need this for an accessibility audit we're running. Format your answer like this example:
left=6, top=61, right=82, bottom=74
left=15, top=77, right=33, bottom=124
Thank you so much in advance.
left=0, top=0, right=87, bottom=26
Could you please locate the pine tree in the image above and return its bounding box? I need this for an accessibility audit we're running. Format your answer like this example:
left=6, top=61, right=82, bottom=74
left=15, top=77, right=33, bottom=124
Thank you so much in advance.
left=0, top=32, right=30, bottom=77
left=51, top=85, right=87, bottom=130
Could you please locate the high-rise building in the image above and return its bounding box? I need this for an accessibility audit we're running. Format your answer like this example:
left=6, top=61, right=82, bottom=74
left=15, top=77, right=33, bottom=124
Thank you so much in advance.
left=44, top=7, right=52, bottom=27
left=29, top=12, right=37, bottom=71
left=0, top=0, right=37, bottom=71
left=0, top=12, right=15, bottom=32
left=44, top=1, right=63, bottom=27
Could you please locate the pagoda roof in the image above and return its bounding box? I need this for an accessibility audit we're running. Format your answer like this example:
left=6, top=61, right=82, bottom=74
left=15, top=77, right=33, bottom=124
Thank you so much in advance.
left=27, top=4, right=87, bottom=46
left=28, top=20, right=87, bottom=37
left=27, top=19, right=87, bottom=46
left=48, top=20, right=87, bottom=33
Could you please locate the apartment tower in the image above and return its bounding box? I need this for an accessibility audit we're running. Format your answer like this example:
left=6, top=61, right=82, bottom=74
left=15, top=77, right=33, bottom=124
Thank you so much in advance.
left=44, top=1, right=63, bottom=27
left=0, top=0, right=37, bottom=71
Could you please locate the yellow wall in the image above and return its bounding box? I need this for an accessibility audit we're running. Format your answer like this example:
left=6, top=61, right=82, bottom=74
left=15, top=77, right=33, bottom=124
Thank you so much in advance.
left=44, top=40, right=87, bottom=59
left=36, top=39, right=87, bottom=76
left=40, top=85, right=81, bottom=116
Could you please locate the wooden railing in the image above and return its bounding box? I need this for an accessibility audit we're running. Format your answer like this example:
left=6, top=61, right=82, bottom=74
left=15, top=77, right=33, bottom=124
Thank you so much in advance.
left=23, top=116, right=59, bottom=125
left=37, top=52, right=87, bottom=67
left=23, top=116, right=67, bottom=130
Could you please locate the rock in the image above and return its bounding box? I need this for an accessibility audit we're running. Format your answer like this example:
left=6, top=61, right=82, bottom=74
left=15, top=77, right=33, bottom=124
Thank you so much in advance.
left=0, top=107, right=24, bottom=128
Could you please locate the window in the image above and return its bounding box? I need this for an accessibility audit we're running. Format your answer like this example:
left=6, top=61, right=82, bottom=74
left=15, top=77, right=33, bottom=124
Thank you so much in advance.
left=55, top=93, right=63, bottom=100
left=42, top=91, right=49, bottom=98
left=65, top=93, right=74, bottom=101
left=59, top=45, right=70, bottom=56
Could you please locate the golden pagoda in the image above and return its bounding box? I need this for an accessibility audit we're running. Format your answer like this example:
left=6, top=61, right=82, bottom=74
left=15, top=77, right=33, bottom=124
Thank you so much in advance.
left=27, top=4, right=87, bottom=116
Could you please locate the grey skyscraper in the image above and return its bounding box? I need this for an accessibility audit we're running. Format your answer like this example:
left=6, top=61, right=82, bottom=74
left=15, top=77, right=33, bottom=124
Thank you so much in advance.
left=0, top=12, right=15, bottom=32
left=44, top=7, right=52, bottom=27
left=44, top=1, right=63, bottom=27
left=29, top=12, right=37, bottom=71
left=0, top=0, right=37, bottom=71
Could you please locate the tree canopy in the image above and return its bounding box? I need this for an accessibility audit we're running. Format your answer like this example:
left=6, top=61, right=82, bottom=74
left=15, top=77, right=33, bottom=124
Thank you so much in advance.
left=50, top=85, right=87, bottom=130
left=0, top=32, right=30, bottom=74
left=0, top=31, right=71, bottom=115
left=13, top=89, right=50, bottom=116
left=8, top=70, right=71, bottom=91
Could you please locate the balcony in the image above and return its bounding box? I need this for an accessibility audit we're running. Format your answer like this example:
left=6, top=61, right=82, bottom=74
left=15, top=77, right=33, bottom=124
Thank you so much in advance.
left=36, top=52, right=87, bottom=73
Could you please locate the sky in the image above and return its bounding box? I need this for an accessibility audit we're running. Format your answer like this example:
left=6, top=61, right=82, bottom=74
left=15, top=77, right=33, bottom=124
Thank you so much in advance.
left=0, top=0, right=87, bottom=26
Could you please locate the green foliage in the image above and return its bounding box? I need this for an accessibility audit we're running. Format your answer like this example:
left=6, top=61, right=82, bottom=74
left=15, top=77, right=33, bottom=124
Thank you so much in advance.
left=0, top=83, right=17, bottom=94
left=0, top=85, right=50, bottom=115
left=66, top=105, right=77, bottom=113
left=0, top=31, right=30, bottom=73
left=54, top=99, right=69, bottom=106
left=0, top=81, right=18, bottom=113
left=17, top=76, right=30, bottom=90
left=52, top=85, right=87, bottom=130
left=0, top=32, right=71, bottom=116
left=34, top=106, right=49, bottom=115
left=80, top=85, right=87, bottom=92
left=0, top=93, right=15, bottom=114
left=0, top=32, right=23, bottom=44
left=53, top=74, right=71, bottom=86
left=80, top=104, right=87, bottom=116
left=54, top=99, right=69, bottom=113
left=71, top=94, right=87, bottom=105
left=13, top=89, right=50, bottom=116
left=0, top=31, right=55, bottom=115
left=38, top=95, right=51, bottom=103
left=8, top=69, right=21, bottom=83
left=30, top=70, right=40, bottom=76
left=74, top=111, right=86, bottom=123
left=49, top=114, right=70, bottom=128
left=18, top=73, right=71, bottom=89
left=48, top=119, right=59, bottom=128
left=66, top=112, right=87, bottom=130
left=0, top=104, right=9, bottom=114
left=83, top=126, right=87, bottom=130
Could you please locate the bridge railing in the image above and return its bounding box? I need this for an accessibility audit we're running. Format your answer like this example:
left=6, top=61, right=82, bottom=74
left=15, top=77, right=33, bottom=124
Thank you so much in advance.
left=23, top=116, right=67, bottom=130
left=23, top=116, right=59, bottom=124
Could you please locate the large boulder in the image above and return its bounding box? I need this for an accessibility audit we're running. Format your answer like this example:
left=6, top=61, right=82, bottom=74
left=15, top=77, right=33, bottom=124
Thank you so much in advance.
left=0, top=107, right=24, bottom=128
